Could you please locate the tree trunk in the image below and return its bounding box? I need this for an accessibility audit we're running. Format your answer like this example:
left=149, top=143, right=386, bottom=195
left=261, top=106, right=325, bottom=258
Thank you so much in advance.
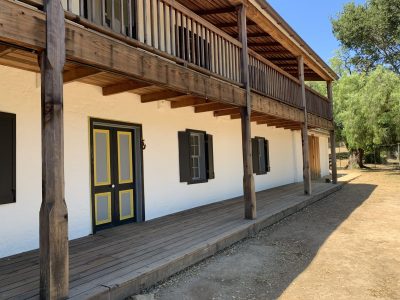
left=347, top=148, right=366, bottom=169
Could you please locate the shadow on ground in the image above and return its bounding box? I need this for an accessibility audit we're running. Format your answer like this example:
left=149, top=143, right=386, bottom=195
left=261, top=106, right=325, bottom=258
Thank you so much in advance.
left=147, top=180, right=378, bottom=300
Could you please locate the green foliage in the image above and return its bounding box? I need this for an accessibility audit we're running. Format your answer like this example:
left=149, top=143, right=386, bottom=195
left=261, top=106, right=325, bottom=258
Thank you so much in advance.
left=334, top=66, right=400, bottom=151
left=305, top=81, right=327, bottom=97
left=332, top=0, right=400, bottom=74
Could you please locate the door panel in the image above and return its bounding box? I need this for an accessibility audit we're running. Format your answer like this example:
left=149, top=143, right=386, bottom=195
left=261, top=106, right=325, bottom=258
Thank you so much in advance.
left=93, top=129, right=111, bottom=186
left=95, top=192, right=112, bottom=225
left=117, top=131, right=134, bottom=184
left=119, top=189, right=134, bottom=221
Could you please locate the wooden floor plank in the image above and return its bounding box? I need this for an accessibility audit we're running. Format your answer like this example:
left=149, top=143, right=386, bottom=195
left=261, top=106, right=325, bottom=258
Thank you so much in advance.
left=0, top=181, right=343, bottom=300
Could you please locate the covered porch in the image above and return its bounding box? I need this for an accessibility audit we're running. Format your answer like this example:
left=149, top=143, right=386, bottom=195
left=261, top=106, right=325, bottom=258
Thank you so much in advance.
left=0, top=178, right=352, bottom=300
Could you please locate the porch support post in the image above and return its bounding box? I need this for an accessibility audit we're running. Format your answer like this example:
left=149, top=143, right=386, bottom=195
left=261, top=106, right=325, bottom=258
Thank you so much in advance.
left=297, top=56, right=312, bottom=195
left=39, top=0, right=69, bottom=299
left=327, top=81, right=338, bottom=184
left=238, top=4, right=256, bottom=219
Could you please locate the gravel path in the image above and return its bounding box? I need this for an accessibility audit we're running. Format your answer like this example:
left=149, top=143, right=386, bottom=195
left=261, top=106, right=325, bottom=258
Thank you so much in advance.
left=136, top=170, right=400, bottom=300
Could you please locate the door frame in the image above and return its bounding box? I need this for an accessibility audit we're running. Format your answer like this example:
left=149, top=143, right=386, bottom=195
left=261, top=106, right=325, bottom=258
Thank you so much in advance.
left=89, top=118, right=145, bottom=233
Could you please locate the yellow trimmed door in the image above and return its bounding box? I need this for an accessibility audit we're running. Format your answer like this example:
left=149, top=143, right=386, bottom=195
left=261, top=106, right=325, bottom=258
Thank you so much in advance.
left=91, top=123, right=137, bottom=231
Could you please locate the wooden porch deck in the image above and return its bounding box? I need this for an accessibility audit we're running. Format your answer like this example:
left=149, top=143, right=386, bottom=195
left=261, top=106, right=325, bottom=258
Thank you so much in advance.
left=0, top=181, right=347, bottom=300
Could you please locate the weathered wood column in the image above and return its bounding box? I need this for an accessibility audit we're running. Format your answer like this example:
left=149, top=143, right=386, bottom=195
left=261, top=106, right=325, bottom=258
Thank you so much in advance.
left=238, top=4, right=256, bottom=219
left=327, top=81, right=338, bottom=184
left=297, top=56, right=312, bottom=195
left=39, top=0, right=69, bottom=299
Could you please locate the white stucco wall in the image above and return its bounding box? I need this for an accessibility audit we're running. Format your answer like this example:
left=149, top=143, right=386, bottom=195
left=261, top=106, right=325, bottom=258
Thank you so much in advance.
left=0, top=66, right=321, bottom=258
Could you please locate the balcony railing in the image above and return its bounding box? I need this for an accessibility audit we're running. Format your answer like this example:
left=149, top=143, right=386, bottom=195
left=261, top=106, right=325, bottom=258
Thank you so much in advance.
left=305, top=87, right=332, bottom=120
left=26, top=0, right=332, bottom=120
left=248, top=50, right=302, bottom=108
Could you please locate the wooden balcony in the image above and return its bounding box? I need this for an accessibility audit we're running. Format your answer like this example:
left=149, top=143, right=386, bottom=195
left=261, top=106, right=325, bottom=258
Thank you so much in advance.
left=0, top=0, right=334, bottom=128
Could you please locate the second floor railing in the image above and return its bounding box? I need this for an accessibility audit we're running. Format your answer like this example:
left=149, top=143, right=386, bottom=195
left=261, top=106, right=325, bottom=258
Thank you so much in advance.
left=31, top=1, right=332, bottom=120
left=248, top=50, right=302, bottom=108
left=62, top=0, right=242, bottom=83
left=305, top=87, right=332, bottom=120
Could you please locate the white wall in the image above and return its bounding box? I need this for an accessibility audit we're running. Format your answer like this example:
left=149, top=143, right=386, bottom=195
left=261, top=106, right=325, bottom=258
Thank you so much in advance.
left=0, top=66, right=308, bottom=258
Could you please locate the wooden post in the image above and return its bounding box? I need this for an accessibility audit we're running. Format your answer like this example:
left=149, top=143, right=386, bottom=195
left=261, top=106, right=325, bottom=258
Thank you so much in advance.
left=327, top=81, right=338, bottom=184
left=238, top=4, right=256, bottom=219
left=298, top=56, right=312, bottom=195
left=39, top=0, right=69, bottom=299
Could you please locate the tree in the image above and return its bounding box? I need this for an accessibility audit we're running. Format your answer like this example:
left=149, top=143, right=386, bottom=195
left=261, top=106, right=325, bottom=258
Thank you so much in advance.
left=332, top=0, right=400, bottom=74
left=333, top=66, right=400, bottom=168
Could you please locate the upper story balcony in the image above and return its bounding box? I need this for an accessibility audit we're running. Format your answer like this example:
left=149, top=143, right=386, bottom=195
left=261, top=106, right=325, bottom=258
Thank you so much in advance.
left=2, top=0, right=337, bottom=125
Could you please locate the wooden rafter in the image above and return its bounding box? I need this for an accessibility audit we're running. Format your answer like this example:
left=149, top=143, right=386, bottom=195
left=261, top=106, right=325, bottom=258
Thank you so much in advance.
left=233, top=32, right=270, bottom=38
left=214, top=107, right=241, bottom=117
left=217, top=20, right=256, bottom=28
left=141, top=90, right=186, bottom=103
left=63, top=66, right=101, bottom=83
left=195, top=103, right=233, bottom=113
left=170, top=97, right=210, bottom=108
left=195, top=7, right=237, bottom=16
left=248, top=42, right=281, bottom=47
left=103, top=80, right=151, bottom=96
left=230, top=112, right=264, bottom=120
left=0, top=44, right=13, bottom=57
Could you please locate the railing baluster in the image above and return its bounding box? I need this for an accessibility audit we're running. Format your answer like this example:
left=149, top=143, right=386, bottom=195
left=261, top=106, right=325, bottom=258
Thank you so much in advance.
left=176, top=11, right=180, bottom=58
left=170, top=6, right=174, bottom=56
left=191, top=19, right=196, bottom=64
left=185, top=16, right=189, bottom=62
left=120, top=0, right=124, bottom=34
left=157, top=0, right=161, bottom=49
left=127, top=0, right=133, bottom=37
left=111, top=0, right=115, bottom=31
left=150, top=0, right=154, bottom=46
left=163, top=3, right=168, bottom=52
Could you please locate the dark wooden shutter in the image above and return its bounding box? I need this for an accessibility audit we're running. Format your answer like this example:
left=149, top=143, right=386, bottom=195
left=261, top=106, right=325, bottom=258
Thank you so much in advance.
left=265, top=139, right=271, bottom=172
left=258, top=138, right=266, bottom=174
left=206, top=134, right=215, bottom=179
left=199, top=133, right=207, bottom=181
left=252, top=138, right=260, bottom=175
left=178, top=131, right=190, bottom=182
left=0, top=112, right=16, bottom=205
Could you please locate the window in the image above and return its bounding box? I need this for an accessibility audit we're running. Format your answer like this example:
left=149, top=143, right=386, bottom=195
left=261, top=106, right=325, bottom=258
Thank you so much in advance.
left=0, top=112, right=16, bottom=205
left=252, top=137, right=270, bottom=175
left=178, top=130, right=215, bottom=184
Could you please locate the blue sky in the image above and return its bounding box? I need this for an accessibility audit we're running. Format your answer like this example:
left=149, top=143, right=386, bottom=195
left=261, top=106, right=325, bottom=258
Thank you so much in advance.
left=267, top=0, right=366, bottom=64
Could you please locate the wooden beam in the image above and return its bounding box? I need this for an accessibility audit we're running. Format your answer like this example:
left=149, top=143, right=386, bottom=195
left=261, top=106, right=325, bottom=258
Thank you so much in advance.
left=248, top=42, right=281, bottom=47
left=39, top=0, right=68, bottom=299
left=260, top=51, right=293, bottom=56
left=214, top=107, right=241, bottom=117
left=231, top=111, right=264, bottom=120
left=195, top=7, right=237, bottom=16
left=63, top=66, right=101, bottom=83
left=102, top=80, right=151, bottom=96
left=194, top=103, right=233, bottom=113
left=233, top=32, right=270, bottom=38
left=0, top=44, right=13, bottom=57
left=250, top=114, right=279, bottom=122
left=238, top=4, right=256, bottom=220
left=170, top=97, right=209, bottom=108
left=298, top=56, right=312, bottom=195
left=327, top=81, right=337, bottom=184
left=141, top=90, right=185, bottom=103
left=217, top=20, right=256, bottom=28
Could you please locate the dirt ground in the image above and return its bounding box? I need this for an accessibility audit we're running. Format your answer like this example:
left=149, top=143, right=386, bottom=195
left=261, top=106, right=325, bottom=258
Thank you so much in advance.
left=140, top=169, right=400, bottom=300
